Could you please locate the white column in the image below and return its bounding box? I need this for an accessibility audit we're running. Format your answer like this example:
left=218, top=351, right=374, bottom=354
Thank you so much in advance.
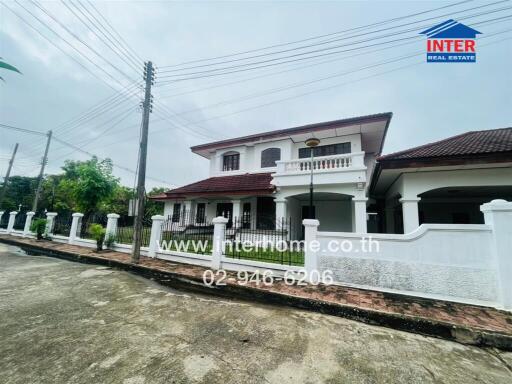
left=303, top=219, right=320, bottom=281
left=105, top=213, right=120, bottom=241
left=481, top=199, right=512, bottom=310
left=45, top=212, right=57, bottom=235
left=275, top=198, right=288, bottom=230
left=399, top=197, right=420, bottom=234
left=69, top=213, right=84, bottom=244
left=352, top=198, right=368, bottom=233
left=232, top=200, right=242, bottom=227
left=23, top=212, right=35, bottom=237
left=211, top=216, right=229, bottom=269
left=6, top=211, right=18, bottom=233
left=148, top=214, right=165, bottom=257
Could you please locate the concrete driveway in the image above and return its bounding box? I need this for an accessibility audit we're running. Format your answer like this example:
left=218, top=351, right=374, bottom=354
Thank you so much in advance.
left=0, top=244, right=511, bottom=384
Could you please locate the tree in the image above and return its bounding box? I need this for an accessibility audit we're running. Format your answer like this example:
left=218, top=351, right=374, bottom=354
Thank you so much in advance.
left=145, top=187, right=166, bottom=217
left=59, top=157, right=118, bottom=216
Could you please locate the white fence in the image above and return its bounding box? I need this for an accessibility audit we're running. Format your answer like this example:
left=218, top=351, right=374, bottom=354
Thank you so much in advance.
left=1, top=199, right=511, bottom=311
left=303, top=199, right=512, bottom=310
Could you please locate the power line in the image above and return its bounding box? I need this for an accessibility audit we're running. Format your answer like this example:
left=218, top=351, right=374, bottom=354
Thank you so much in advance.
left=156, top=4, right=511, bottom=82
left=158, top=0, right=475, bottom=69
left=28, top=0, right=136, bottom=84
left=61, top=0, right=141, bottom=73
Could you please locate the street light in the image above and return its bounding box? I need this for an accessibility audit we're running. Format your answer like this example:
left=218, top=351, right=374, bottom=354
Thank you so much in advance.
left=305, top=137, right=320, bottom=219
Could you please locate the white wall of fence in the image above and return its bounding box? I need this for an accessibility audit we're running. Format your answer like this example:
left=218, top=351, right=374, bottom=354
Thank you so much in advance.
left=1, top=199, right=511, bottom=311
left=303, top=199, right=512, bottom=310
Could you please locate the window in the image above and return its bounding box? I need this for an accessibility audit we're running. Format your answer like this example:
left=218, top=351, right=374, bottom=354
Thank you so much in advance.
left=298, top=142, right=351, bottom=158
left=196, top=203, right=206, bottom=224
left=261, top=148, right=281, bottom=168
left=222, top=152, right=240, bottom=171
left=172, top=203, right=181, bottom=222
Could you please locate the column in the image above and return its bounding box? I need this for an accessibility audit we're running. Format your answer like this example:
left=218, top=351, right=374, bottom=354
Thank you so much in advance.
left=182, top=200, right=192, bottom=225
left=399, top=197, right=420, bottom=234
left=211, top=216, right=229, bottom=269
left=105, top=213, right=120, bottom=241
left=69, top=213, right=84, bottom=244
left=481, top=199, right=512, bottom=310
left=23, top=212, right=35, bottom=237
left=148, top=215, right=165, bottom=257
left=45, top=212, right=58, bottom=235
left=303, top=219, right=320, bottom=282
left=352, top=198, right=368, bottom=233
left=231, top=200, right=242, bottom=227
left=274, top=198, right=288, bottom=230
left=6, top=211, right=18, bottom=233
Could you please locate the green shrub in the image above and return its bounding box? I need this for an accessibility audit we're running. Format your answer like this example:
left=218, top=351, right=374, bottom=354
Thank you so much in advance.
left=30, top=218, right=47, bottom=240
left=104, top=233, right=115, bottom=249
left=89, top=223, right=106, bottom=251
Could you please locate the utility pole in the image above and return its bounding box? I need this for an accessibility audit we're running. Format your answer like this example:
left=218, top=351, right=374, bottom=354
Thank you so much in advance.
left=132, top=61, right=154, bottom=263
left=0, top=142, right=19, bottom=208
left=32, top=130, right=52, bottom=213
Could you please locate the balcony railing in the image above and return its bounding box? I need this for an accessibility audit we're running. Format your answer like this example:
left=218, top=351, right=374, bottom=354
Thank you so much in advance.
left=275, top=152, right=365, bottom=174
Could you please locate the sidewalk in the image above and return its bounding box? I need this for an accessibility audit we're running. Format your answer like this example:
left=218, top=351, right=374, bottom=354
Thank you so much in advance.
left=1, top=234, right=511, bottom=350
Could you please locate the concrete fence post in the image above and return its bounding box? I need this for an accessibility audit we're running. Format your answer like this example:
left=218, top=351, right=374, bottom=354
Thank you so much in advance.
left=303, top=219, right=320, bottom=281
left=105, top=213, right=120, bottom=242
left=6, top=211, right=18, bottom=234
left=212, top=216, right=229, bottom=269
left=68, top=213, right=83, bottom=244
left=148, top=215, right=165, bottom=258
left=481, top=199, right=512, bottom=310
left=45, top=212, right=57, bottom=236
left=23, top=212, right=35, bottom=237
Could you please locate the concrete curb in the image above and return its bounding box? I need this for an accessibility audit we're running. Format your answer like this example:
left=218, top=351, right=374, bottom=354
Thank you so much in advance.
left=1, top=236, right=511, bottom=351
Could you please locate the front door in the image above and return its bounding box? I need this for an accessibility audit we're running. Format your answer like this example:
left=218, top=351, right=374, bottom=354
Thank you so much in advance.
left=216, top=203, right=233, bottom=228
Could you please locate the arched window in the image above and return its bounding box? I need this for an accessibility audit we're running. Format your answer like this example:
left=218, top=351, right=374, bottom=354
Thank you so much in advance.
left=222, top=151, right=240, bottom=171
left=261, top=148, right=281, bottom=168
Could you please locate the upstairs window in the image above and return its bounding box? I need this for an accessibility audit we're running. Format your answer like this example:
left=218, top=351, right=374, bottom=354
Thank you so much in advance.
left=298, top=142, right=351, bottom=158
left=222, top=152, right=240, bottom=171
left=261, top=148, right=281, bottom=168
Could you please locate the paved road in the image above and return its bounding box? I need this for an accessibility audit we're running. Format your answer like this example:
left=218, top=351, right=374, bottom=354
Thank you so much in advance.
left=1, top=244, right=511, bottom=384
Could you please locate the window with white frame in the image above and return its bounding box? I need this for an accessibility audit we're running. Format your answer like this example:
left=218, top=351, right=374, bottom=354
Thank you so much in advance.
left=222, top=152, right=240, bottom=171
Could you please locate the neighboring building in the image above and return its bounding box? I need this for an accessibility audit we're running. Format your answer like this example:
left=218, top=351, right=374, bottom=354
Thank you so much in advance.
left=371, top=127, right=512, bottom=233
left=152, top=114, right=512, bottom=236
left=152, top=113, right=392, bottom=237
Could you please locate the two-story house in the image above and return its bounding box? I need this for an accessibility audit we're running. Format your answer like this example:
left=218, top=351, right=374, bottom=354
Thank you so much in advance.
left=152, top=112, right=392, bottom=238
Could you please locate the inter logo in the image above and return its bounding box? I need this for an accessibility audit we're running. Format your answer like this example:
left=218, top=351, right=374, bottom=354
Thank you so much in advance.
left=420, top=19, right=482, bottom=63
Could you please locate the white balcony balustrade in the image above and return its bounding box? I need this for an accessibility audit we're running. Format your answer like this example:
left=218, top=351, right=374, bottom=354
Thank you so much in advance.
left=275, top=152, right=365, bottom=175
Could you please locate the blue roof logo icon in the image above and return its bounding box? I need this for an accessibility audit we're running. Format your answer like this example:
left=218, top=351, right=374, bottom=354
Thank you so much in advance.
left=420, top=19, right=482, bottom=39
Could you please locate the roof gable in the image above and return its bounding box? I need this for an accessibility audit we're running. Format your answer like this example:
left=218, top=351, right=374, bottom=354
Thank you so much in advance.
left=420, top=19, right=482, bottom=39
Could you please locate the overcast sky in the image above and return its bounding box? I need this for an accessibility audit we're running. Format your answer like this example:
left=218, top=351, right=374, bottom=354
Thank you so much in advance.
left=1, top=0, right=511, bottom=190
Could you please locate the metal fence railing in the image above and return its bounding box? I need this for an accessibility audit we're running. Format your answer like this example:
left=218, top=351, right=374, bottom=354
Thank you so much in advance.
left=115, top=215, right=152, bottom=247
left=225, top=216, right=304, bottom=266
left=160, top=210, right=213, bottom=254
left=79, top=213, right=108, bottom=240
left=13, top=212, right=27, bottom=230
left=53, top=213, right=73, bottom=236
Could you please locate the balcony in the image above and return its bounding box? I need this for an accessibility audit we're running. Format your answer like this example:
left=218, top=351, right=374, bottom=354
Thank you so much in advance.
left=272, top=152, right=367, bottom=187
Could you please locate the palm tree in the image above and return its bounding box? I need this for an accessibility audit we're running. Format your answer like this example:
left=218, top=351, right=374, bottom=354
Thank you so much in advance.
left=0, top=58, right=21, bottom=81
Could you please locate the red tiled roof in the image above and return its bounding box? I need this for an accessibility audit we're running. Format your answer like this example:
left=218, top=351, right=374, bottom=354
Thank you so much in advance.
left=152, top=173, right=274, bottom=199
left=378, top=127, right=512, bottom=161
